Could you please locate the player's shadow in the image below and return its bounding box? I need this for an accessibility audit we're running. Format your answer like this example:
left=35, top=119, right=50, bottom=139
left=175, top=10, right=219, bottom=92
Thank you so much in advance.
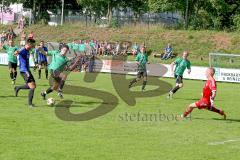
left=194, top=117, right=240, bottom=123
left=0, top=95, right=19, bottom=98
left=174, top=98, right=199, bottom=101
left=37, top=84, right=50, bottom=87
left=174, top=98, right=224, bottom=102
left=212, top=118, right=240, bottom=123
left=76, top=101, right=102, bottom=105
left=67, top=104, right=99, bottom=108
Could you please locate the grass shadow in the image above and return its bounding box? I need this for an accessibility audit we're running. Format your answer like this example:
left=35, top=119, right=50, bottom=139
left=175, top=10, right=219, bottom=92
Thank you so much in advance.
left=37, top=84, right=50, bottom=87
left=173, top=98, right=200, bottom=101
left=174, top=97, right=224, bottom=102
left=0, top=95, right=19, bottom=98
left=212, top=118, right=240, bottom=123
left=194, top=117, right=240, bottom=123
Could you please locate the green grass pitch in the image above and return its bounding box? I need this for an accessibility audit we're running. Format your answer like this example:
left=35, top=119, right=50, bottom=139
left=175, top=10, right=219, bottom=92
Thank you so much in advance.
left=0, top=66, right=240, bottom=160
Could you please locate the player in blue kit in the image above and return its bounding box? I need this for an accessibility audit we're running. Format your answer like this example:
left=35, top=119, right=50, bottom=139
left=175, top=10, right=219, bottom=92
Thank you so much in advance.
left=35, top=41, right=48, bottom=79
left=14, top=39, right=36, bottom=108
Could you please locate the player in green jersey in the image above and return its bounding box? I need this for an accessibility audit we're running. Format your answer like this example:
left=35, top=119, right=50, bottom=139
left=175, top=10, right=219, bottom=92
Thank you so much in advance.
left=68, top=39, right=79, bottom=57
left=168, top=51, right=191, bottom=99
left=39, top=44, right=80, bottom=100
left=38, top=44, right=69, bottom=99
left=0, top=40, right=18, bottom=84
left=129, top=46, right=149, bottom=91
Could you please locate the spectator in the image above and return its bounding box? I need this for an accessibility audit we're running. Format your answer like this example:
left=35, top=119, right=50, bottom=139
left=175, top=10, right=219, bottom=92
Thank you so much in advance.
left=132, top=42, right=139, bottom=56
left=122, top=42, right=129, bottom=55
left=89, top=39, right=95, bottom=49
left=89, top=39, right=97, bottom=56
left=85, top=40, right=91, bottom=55
left=0, top=31, right=7, bottom=44
left=89, top=40, right=96, bottom=73
left=102, top=41, right=108, bottom=56
left=98, top=41, right=105, bottom=56
left=28, top=31, right=34, bottom=39
left=113, top=41, right=120, bottom=56
left=79, top=40, right=89, bottom=72
left=7, top=27, right=16, bottom=41
left=105, top=42, right=112, bottom=56
left=79, top=40, right=86, bottom=55
left=68, top=39, right=79, bottom=57
left=20, top=31, right=27, bottom=47
left=161, top=43, right=173, bottom=60
left=94, top=40, right=98, bottom=54
left=18, top=16, right=26, bottom=30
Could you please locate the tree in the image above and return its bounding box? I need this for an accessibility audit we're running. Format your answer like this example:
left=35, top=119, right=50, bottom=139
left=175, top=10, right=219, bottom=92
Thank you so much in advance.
left=121, top=0, right=149, bottom=24
left=149, top=0, right=188, bottom=27
left=148, top=0, right=240, bottom=30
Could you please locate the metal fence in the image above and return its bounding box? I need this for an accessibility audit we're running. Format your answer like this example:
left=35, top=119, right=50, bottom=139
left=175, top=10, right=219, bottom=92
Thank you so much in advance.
left=49, top=9, right=181, bottom=27
left=1, top=3, right=181, bottom=27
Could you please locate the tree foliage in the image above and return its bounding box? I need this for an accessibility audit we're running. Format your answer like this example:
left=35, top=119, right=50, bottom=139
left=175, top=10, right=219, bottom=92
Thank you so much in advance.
left=149, top=0, right=240, bottom=30
left=6, top=0, right=240, bottom=30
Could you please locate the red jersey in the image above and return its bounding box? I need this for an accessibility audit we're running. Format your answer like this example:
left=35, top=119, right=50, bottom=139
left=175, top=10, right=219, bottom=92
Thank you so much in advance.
left=202, top=77, right=217, bottom=102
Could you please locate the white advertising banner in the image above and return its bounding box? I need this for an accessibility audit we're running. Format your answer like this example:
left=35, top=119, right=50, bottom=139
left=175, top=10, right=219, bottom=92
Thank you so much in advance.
left=94, top=60, right=170, bottom=77
left=0, top=53, right=35, bottom=66
left=215, top=68, right=240, bottom=83
left=0, top=53, right=8, bottom=65
left=93, top=60, right=239, bottom=83
left=0, top=53, right=239, bottom=83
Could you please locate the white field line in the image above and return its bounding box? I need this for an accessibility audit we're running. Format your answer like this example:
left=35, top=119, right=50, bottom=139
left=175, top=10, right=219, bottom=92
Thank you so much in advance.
left=208, top=138, right=240, bottom=145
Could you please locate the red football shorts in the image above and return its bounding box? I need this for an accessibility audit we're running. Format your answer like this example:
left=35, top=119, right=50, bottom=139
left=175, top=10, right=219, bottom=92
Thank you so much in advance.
left=195, top=99, right=211, bottom=109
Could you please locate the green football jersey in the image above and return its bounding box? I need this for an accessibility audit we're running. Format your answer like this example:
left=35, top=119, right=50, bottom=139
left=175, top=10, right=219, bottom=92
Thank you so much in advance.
left=67, top=43, right=79, bottom=51
left=136, top=52, right=148, bottom=71
left=90, top=42, right=95, bottom=48
left=174, top=57, right=191, bottom=76
left=78, top=44, right=86, bottom=52
left=72, top=43, right=79, bottom=50
left=48, top=50, right=68, bottom=71
left=3, top=45, right=18, bottom=63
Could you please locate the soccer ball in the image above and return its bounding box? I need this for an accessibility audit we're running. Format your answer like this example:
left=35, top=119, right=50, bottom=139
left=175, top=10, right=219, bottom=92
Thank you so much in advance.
left=47, top=98, right=55, bottom=106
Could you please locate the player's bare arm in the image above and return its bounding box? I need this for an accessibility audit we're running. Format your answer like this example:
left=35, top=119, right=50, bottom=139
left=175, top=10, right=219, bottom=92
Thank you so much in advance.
left=210, top=90, right=217, bottom=107
left=14, top=50, right=20, bottom=56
